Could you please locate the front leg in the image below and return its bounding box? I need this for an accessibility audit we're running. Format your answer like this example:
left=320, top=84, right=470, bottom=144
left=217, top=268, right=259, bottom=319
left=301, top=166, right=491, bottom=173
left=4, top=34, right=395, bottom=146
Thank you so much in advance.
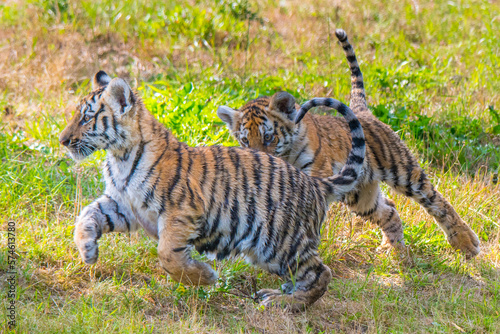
left=158, top=214, right=217, bottom=286
left=74, top=194, right=140, bottom=264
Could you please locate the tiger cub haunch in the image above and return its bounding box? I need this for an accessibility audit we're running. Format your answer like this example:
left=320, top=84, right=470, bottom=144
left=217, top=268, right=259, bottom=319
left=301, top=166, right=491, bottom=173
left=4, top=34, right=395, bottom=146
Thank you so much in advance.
left=59, top=71, right=366, bottom=310
left=217, top=30, right=480, bottom=259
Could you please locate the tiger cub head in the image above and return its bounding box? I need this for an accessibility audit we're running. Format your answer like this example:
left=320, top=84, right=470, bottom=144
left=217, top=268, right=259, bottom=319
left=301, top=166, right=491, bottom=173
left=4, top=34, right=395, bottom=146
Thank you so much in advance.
left=59, top=71, right=137, bottom=161
left=217, top=92, right=301, bottom=156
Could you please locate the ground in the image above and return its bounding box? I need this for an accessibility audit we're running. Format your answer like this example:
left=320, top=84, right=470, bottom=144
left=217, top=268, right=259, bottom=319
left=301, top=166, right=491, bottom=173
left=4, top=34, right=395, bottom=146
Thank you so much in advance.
left=0, top=0, right=499, bottom=333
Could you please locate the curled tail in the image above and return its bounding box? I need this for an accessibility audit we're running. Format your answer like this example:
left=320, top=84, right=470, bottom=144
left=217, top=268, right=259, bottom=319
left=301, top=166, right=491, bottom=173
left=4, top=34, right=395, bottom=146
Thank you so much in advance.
left=335, top=29, right=368, bottom=112
left=295, top=98, right=366, bottom=200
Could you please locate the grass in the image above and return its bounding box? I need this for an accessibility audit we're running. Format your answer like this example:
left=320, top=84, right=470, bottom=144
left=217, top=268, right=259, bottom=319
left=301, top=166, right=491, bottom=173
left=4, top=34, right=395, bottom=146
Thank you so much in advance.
left=1, top=0, right=499, bottom=332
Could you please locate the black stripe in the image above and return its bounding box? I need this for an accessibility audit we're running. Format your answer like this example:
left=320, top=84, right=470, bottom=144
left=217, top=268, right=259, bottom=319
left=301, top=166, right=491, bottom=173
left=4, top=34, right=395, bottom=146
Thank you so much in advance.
left=263, top=155, right=277, bottom=262
left=230, top=198, right=240, bottom=239
left=330, top=175, right=356, bottom=186
left=159, top=186, right=167, bottom=215
left=346, top=153, right=364, bottom=165
left=242, top=162, right=249, bottom=199
left=356, top=201, right=379, bottom=217
left=199, top=150, right=208, bottom=189
left=292, top=143, right=309, bottom=165
left=321, top=179, right=334, bottom=193
left=310, top=116, right=323, bottom=162
left=384, top=221, right=402, bottom=235
left=363, top=126, right=388, bottom=181
left=124, top=141, right=146, bottom=189
left=209, top=207, right=222, bottom=236
left=286, top=231, right=305, bottom=271
left=300, top=161, right=314, bottom=170
left=105, top=160, right=117, bottom=188
left=222, top=153, right=231, bottom=210
left=119, top=147, right=132, bottom=162
left=337, top=33, right=347, bottom=42
left=390, top=163, right=400, bottom=187
left=228, top=147, right=241, bottom=170
left=231, top=196, right=255, bottom=251
left=104, top=194, right=130, bottom=232
left=285, top=176, right=308, bottom=268
left=296, top=241, right=315, bottom=267
left=196, top=232, right=222, bottom=254
left=405, top=163, right=414, bottom=196
left=417, top=170, right=427, bottom=191
left=250, top=222, right=263, bottom=249
left=167, top=145, right=184, bottom=203
left=217, top=198, right=240, bottom=260
left=346, top=55, right=357, bottom=63
left=351, top=66, right=362, bottom=77
left=273, top=166, right=295, bottom=266
left=347, top=191, right=360, bottom=206
left=341, top=167, right=357, bottom=179
left=93, top=224, right=102, bottom=243
left=184, top=151, right=196, bottom=209
left=143, top=174, right=161, bottom=208
left=102, top=116, right=109, bottom=136
left=92, top=110, right=101, bottom=131
left=98, top=202, right=114, bottom=232
left=348, top=119, right=361, bottom=131
left=385, top=208, right=395, bottom=225
left=117, top=208, right=130, bottom=232
left=300, top=264, right=324, bottom=289
left=111, top=114, right=118, bottom=135
left=142, top=146, right=168, bottom=185
left=252, top=151, right=262, bottom=191
left=351, top=137, right=365, bottom=149
left=186, top=182, right=197, bottom=209
left=206, top=148, right=220, bottom=215
left=263, top=208, right=278, bottom=263
left=429, top=188, right=437, bottom=203
left=352, top=81, right=365, bottom=89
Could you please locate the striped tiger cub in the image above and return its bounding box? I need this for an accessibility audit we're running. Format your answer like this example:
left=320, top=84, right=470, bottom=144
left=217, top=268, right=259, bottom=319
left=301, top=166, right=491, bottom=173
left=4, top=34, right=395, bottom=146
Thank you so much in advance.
left=59, top=71, right=366, bottom=310
left=217, top=29, right=480, bottom=259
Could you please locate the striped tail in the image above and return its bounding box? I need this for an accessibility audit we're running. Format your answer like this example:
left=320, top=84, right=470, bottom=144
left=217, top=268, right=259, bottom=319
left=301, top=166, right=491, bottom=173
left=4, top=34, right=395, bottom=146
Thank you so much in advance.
left=335, top=29, right=368, bottom=112
left=295, top=98, right=366, bottom=200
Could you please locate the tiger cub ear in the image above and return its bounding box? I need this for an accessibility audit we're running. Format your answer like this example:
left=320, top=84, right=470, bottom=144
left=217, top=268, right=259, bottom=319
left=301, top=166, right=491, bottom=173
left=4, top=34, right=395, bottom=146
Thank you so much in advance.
left=270, top=91, right=297, bottom=121
left=93, top=70, right=112, bottom=90
left=217, top=106, right=239, bottom=129
left=104, top=78, right=135, bottom=116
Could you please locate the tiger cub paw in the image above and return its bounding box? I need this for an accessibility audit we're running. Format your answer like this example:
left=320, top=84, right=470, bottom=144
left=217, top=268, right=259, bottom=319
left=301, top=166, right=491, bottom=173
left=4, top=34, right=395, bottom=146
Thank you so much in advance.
left=448, top=227, right=480, bottom=259
left=256, top=289, right=306, bottom=312
left=74, top=237, right=99, bottom=264
left=377, top=236, right=406, bottom=253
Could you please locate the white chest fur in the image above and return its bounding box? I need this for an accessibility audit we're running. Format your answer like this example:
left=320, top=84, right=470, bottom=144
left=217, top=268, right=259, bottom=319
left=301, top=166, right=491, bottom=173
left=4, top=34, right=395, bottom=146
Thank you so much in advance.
left=103, top=147, right=160, bottom=239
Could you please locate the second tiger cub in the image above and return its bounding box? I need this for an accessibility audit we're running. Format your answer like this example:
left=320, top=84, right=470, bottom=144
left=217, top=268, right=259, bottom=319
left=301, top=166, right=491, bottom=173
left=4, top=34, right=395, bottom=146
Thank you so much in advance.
left=217, top=30, right=480, bottom=259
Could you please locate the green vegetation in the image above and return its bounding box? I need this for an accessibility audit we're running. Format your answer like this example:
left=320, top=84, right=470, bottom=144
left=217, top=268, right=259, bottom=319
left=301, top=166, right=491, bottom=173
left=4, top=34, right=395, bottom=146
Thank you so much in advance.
left=1, top=0, right=499, bottom=333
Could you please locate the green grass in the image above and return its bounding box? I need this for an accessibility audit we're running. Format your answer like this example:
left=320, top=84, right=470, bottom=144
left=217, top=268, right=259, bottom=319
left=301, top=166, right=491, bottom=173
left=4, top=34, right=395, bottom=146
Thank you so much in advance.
left=1, top=0, right=500, bottom=333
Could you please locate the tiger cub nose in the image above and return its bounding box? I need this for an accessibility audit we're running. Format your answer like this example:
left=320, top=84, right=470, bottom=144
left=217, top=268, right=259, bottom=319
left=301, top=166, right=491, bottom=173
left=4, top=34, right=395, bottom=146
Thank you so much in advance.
left=59, top=133, right=72, bottom=147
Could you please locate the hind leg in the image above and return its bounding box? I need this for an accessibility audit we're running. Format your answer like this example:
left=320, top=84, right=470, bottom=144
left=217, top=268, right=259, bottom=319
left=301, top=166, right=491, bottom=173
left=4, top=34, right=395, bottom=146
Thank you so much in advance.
left=256, top=261, right=332, bottom=312
left=346, top=182, right=405, bottom=250
left=392, top=166, right=480, bottom=258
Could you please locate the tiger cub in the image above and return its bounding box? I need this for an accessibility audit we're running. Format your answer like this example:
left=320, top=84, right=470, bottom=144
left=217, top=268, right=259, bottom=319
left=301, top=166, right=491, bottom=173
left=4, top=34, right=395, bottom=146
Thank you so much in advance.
left=217, top=29, right=480, bottom=259
left=59, top=71, right=366, bottom=310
